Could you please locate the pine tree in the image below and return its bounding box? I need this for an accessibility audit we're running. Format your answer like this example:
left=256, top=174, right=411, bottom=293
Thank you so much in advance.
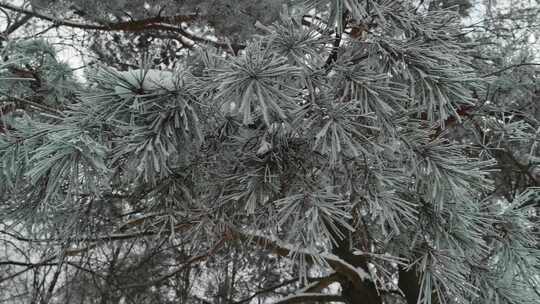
left=0, top=1, right=538, bottom=303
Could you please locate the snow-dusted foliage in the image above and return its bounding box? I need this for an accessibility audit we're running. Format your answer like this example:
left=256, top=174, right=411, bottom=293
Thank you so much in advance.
left=0, top=1, right=538, bottom=304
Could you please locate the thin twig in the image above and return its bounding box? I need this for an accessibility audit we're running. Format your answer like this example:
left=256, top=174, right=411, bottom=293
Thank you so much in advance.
left=481, top=63, right=540, bottom=78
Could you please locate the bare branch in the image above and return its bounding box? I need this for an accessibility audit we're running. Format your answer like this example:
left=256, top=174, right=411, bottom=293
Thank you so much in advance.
left=2, top=14, right=32, bottom=36
left=233, top=278, right=300, bottom=304
left=481, top=63, right=540, bottom=78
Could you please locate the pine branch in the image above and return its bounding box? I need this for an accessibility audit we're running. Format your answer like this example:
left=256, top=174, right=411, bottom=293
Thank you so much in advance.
left=0, top=92, right=64, bottom=117
left=0, top=2, right=114, bottom=31
left=304, top=273, right=342, bottom=293
left=231, top=229, right=371, bottom=289
left=323, top=12, right=347, bottom=71
left=272, top=293, right=346, bottom=304
left=470, top=120, right=540, bottom=187
left=0, top=2, right=197, bottom=31
left=324, top=31, right=342, bottom=70
left=0, top=2, right=244, bottom=51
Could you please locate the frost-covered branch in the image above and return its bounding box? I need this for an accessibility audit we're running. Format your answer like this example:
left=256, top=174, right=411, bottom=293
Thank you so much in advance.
left=272, top=293, right=345, bottom=304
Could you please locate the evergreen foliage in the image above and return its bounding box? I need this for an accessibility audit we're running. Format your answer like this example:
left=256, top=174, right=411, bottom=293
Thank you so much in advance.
left=0, top=1, right=538, bottom=303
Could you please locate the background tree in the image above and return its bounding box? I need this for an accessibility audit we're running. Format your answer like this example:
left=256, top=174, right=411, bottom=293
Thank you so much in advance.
left=0, top=1, right=539, bottom=304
